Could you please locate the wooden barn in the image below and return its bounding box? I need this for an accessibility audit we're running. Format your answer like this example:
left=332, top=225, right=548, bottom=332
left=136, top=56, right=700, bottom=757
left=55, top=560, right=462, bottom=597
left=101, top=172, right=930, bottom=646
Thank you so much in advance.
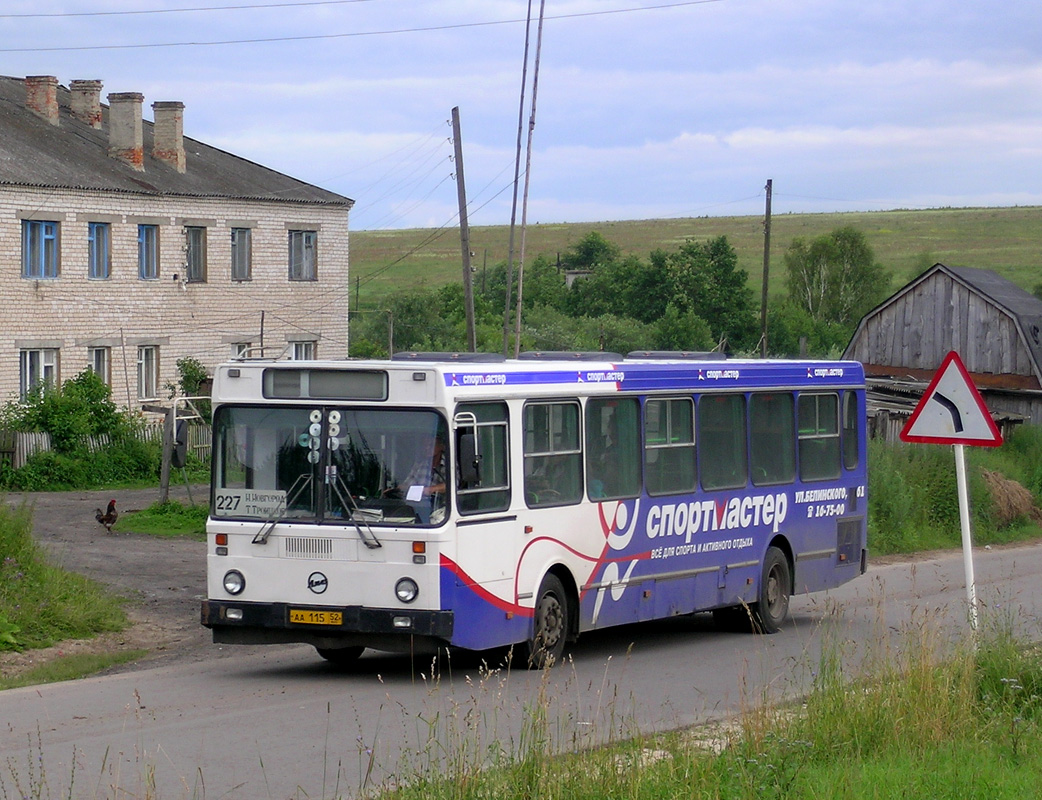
left=844, top=263, right=1042, bottom=434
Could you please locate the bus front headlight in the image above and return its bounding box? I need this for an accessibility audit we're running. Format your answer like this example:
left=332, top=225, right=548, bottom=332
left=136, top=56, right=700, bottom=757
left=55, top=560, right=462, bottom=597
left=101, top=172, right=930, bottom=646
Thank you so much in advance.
left=395, top=577, right=419, bottom=604
left=223, top=570, right=246, bottom=595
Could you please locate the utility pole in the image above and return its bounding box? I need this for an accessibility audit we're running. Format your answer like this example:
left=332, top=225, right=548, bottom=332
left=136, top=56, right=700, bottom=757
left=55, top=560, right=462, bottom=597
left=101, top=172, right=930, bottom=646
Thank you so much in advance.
left=451, top=107, right=477, bottom=352
left=513, top=0, right=546, bottom=358
left=760, top=178, right=773, bottom=358
left=504, top=0, right=535, bottom=356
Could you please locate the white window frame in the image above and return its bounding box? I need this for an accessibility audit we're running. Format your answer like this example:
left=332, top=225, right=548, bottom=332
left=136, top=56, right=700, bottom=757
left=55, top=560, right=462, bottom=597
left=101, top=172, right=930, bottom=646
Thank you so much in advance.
left=231, top=227, right=252, bottom=281
left=232, top=342, right=251, bottom=358
left=88, top=347, right=111, bottom=385
left=137, top=345, right=159, bottom=399
left=20, top=348, right=58, bottom=398
left=292, top=341, right=315, bottom=360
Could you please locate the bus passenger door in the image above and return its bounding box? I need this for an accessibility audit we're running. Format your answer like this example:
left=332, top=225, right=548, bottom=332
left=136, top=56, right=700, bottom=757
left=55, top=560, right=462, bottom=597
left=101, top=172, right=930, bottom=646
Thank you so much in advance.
left=450, top=403, right=522, bottom=642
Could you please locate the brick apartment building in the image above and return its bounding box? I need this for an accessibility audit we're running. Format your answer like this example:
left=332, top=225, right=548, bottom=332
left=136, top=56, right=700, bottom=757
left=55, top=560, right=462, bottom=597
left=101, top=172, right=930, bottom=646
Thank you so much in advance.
left=0, top=74, right=352, bottom=409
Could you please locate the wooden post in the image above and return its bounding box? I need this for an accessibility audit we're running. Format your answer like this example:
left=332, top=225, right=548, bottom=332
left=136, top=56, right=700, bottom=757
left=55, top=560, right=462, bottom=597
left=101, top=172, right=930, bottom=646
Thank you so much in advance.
left=760, top=178, right=772, bottom=358
left=144, top=402, right=175, bottom=503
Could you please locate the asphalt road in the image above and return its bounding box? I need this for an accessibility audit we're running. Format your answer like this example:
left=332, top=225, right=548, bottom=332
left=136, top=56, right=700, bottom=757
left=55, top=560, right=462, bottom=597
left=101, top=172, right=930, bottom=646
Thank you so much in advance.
left=2, top=495, right=1041, bottom=800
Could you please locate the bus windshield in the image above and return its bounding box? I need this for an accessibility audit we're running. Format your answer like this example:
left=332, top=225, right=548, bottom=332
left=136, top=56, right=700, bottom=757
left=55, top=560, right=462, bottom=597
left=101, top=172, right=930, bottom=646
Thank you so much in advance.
left=212, top=405, right=449, bottom=526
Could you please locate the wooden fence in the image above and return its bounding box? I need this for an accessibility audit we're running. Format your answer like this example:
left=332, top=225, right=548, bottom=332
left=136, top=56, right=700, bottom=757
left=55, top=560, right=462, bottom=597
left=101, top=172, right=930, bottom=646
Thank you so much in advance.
left=0, top=423, right=212, bottom=470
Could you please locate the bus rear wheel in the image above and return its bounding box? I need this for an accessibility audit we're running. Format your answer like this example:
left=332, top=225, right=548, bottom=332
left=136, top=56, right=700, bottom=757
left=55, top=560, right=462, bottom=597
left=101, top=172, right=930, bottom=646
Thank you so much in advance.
left=316, top=645, right=364, bottom=664
left=523, top=574, right=569, bottom=669
left=752, top=546, right=791, bottom=633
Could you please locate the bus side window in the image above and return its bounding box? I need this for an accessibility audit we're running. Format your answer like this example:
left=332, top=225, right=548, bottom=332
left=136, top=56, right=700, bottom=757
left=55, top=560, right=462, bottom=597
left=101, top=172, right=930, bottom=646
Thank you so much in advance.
left=524, top=401, right=582, bottom=508
left=749, top=392, right=795, bottom=486
left=698, top=394, right=748, bottom=491
left=455, top=402, right=511, bottom=515
left=585, top=397, right=641, bottom=500
left=798, top=393, right=841, bottom=481
left=842, top=391, right=859, bottom=470
left=644, top=397, right=696, bottom=496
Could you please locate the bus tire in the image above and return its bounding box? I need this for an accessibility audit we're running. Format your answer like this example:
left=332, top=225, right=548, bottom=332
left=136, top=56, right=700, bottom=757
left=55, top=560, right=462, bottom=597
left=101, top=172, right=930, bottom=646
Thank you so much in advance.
left=524, top=574, right=569, bottom=669
left=752, top=546, right=791, bottom=634
left=316, top=645, right=364, bottom=664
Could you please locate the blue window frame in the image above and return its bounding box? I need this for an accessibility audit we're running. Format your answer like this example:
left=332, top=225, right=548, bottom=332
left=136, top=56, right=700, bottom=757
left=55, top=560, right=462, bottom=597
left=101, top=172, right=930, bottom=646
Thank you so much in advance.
left=22, top=220, right=59, bottom=279
left=88, top=222, right=110, bottom=279
left=138, top=224, right=159, bottom=279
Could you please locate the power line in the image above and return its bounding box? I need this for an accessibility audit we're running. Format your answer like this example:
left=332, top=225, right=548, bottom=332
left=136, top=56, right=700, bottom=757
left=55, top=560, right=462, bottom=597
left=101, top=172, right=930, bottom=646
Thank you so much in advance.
left=0, top=0, right=379, bottom=18
left=0, top=1, right=725, bottom=53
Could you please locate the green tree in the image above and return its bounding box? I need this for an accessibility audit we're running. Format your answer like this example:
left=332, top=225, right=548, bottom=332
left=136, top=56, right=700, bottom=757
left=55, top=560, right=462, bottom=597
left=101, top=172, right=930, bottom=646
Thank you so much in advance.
left=559, top=231, right=621, bottom=272
left=765, top=299, right=853, bottom=358
left=478, top=253, right=568, bottom=314
left=653, top=303, right=715, bottom=351
left=784, top=226, right=890, bottom=328
left=659, top=236, right=757, bottom=351
left=564, top=253, right=667, bottom=322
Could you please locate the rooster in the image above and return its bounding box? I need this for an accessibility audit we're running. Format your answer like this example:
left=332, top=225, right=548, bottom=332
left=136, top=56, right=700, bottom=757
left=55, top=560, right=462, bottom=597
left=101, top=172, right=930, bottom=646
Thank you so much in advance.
left=95, top=499, right=118, bottom=533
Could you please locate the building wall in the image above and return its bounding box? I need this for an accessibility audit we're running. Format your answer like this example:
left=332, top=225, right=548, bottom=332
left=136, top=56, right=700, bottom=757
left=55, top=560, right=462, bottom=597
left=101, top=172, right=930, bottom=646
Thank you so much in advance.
left=846, top=271, right=1031, bottom=378
left=0, top=185, right=349, bottom=407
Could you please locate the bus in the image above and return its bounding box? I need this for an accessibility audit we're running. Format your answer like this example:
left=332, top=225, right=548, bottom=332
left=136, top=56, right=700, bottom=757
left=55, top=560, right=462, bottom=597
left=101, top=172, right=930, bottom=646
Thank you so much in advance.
left=202, top=352, right=868, bottom=668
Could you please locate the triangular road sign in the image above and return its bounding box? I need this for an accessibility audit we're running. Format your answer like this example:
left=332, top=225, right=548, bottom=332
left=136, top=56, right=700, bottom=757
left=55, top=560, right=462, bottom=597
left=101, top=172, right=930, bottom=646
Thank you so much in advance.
left=900, top=351, right=1003, bottom=446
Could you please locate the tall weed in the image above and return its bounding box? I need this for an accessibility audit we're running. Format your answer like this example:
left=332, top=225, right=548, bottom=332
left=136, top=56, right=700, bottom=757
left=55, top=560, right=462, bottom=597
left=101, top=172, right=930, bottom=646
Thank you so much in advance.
left=868, top=437, right=1018, bottom=554
left=0, top=501, right=125, bottom=650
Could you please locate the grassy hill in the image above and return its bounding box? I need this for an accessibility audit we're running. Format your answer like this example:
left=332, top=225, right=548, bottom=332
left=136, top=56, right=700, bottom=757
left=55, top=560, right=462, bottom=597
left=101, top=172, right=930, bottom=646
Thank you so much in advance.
left=349, top=206, right=1042, bottom=310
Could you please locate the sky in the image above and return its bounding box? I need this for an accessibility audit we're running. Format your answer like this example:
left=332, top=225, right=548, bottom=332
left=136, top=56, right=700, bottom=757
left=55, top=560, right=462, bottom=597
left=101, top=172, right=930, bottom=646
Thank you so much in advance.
left=2, top=0, right=1041, bottom=231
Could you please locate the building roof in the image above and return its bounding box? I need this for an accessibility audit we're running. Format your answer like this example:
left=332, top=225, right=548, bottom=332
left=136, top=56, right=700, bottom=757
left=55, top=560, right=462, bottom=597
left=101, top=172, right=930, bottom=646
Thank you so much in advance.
left=0, top=75, right=352, bottom=207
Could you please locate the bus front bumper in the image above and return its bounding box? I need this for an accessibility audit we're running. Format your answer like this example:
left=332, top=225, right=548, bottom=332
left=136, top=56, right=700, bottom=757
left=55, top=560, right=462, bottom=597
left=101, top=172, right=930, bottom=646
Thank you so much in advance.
left=201, top=599, right=454, bottom=645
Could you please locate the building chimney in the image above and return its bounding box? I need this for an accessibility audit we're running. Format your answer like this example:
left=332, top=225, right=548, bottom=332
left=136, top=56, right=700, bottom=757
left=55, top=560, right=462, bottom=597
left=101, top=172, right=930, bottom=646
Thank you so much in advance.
left=70, top=79, right=103, bottom=128
left=152, top=101, right=186, bottom=173
left=107, top=92, right=145, bottom=171
left=25, top=76, right=59, bottom=126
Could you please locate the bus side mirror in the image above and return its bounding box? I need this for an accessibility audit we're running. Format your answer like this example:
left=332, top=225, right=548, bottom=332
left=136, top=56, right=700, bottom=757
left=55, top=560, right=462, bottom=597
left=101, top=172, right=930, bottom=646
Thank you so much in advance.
left=458, top=433, right=481, bottom=486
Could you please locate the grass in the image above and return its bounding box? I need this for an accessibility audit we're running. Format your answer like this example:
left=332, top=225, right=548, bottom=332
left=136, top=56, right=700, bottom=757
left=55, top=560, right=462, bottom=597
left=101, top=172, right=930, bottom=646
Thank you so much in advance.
left=349, top=206, right=1042, bottom=310
left=0, top=500, right=127, bottom=653
left=373, top=615, right=1042, bottom=800
left=114, top=499, right=208, bottom=540
left=0, top=649, right=146, bottom=691
left=868, top=427, right=1042, bottom=555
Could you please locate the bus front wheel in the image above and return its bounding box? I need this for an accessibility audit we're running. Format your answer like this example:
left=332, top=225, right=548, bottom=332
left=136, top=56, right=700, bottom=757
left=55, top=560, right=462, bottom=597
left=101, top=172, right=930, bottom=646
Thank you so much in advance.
left=316, top=645, right=364, bottom=664
left=752, top=546, right=791, bottom=633
left=524, top=574, right=569, bottom=669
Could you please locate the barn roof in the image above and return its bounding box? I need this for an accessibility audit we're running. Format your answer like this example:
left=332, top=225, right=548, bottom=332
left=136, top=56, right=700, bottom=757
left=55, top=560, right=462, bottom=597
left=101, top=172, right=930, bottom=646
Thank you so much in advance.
left=0, top=75, right=352, bottom=207
left=844, top=263, right=1042, bottom=387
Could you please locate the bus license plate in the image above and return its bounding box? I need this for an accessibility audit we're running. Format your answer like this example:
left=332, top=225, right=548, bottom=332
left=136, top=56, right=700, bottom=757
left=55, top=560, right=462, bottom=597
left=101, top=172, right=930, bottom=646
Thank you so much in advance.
left=289, top=609, right=343, bottom=626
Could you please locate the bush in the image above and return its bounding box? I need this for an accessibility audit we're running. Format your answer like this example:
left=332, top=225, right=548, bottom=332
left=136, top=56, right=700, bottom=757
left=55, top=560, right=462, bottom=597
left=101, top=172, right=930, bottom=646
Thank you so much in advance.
left=0, top=368, right=167, bottom=490
left=0, top=439, right=162, bottom=491
left=3, top=370, right=128, bottom=453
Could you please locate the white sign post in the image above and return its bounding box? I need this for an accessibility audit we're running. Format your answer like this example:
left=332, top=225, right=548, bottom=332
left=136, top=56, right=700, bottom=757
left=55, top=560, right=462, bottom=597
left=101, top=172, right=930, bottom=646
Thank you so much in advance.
left=900, top=350, right=1003, bottom=630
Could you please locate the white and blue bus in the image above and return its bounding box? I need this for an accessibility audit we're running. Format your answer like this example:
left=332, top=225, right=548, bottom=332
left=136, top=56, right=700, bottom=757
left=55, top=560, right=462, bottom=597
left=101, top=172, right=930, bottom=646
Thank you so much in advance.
left=202, top=352, right=868, bottom=668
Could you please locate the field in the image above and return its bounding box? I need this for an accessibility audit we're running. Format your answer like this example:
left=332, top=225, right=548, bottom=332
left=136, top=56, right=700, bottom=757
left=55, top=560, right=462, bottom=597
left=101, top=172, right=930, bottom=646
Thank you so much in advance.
left=349, top=206, right=1042, bottom=310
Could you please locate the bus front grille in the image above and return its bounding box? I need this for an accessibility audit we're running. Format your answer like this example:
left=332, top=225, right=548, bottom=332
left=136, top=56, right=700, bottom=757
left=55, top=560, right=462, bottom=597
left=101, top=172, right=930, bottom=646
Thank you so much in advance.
left=283, top=536, right=335, bottom=559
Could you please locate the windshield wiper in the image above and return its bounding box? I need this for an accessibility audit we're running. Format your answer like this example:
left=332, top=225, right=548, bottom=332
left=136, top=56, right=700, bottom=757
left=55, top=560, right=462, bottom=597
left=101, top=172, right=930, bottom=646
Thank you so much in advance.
left=327, top=467, right=382, bottom=549
left=252, top=473, right=312, bottom=545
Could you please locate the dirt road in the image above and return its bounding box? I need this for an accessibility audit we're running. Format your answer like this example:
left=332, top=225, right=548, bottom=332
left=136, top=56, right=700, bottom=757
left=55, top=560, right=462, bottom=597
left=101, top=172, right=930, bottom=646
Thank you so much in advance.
left=1, top=485, right=230, bottom=678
